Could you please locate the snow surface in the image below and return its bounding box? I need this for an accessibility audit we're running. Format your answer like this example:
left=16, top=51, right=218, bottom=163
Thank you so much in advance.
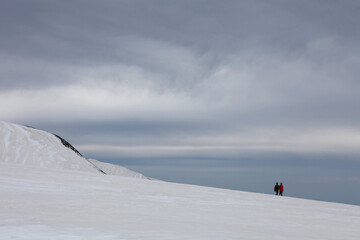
left=0, top=121, right=146, bottom=178
left=1, top=162, right=360, bottom=240
left=0, top=121, right=99, bottom=173
left=88, top=159, right=149, bottom=179
left=1, top=120, right=360, bottom=239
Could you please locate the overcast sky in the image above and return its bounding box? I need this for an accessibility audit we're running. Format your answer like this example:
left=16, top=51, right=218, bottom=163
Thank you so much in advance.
left=1, top=0, right=360, bottom=205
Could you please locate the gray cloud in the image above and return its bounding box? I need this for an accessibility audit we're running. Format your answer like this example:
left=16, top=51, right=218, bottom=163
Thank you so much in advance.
left=2, top=0, right=359, bottom=88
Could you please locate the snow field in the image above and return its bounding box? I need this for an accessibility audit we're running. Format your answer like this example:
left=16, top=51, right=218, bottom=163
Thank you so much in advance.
left=1, top=162, right=360, bottom=240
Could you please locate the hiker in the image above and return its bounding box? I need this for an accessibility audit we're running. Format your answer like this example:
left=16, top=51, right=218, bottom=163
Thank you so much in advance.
left=274, top=182, right=279, bottom=195
left=279, top=183, right=284, bottom=196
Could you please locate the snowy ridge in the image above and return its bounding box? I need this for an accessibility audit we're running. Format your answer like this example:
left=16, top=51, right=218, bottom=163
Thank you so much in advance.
left=88, top=159, right=150, bottom=179
left=0, top=121, right=99, bottom=173
left=0, top=120, right=146, bottom=178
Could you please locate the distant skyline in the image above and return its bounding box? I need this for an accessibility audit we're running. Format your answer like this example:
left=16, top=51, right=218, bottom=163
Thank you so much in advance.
left=1, top=0, right=360, bottom=205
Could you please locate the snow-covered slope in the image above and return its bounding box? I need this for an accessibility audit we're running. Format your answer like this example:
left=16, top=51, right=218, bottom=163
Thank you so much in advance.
left=88, top=159, right=149, bottom=179
left=0, top=162, right=359, bottom=240
left=0, top=121, right=100, bottom=173
left=0, top=120, right=146, bottom=178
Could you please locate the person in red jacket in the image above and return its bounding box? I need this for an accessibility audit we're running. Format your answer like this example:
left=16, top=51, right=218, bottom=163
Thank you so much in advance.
left=279, top=183, right=284, bottom=196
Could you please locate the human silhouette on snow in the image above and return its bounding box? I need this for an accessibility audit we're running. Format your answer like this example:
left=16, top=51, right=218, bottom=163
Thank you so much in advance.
left=279, top=183, right=284, bottom=196
left=274, top=182, right=279, bottom=195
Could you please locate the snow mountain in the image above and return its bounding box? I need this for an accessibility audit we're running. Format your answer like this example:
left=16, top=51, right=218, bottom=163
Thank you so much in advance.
left=0, top=120, right=147, bottom=178
left=1, top=120, right=360, bottom=239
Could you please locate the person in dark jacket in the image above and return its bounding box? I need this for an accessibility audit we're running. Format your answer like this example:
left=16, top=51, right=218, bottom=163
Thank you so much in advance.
left=279, top=183, right=284, bottom=196
left=274, top=182, right=279, bottom=195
